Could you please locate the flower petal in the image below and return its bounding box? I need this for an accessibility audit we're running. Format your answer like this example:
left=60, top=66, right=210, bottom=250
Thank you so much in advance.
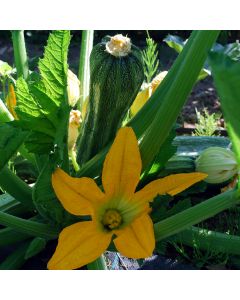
left=52, top=168, right=105, bottom=216
left=102, top=127, right=142, bottom=199
left=133, top=172, right=207, bottom=204
left=130, top=87, right=152, bottom=116
left=47, top=221, right=112, bottom=270
left=113, top=214, right=155, bottom=259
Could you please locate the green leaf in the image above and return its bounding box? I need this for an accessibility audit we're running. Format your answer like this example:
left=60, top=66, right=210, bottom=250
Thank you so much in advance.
left=24, top=237, right=46, bottom=259
left=214, top=41, right=240, bottom=61
left=139, top=127, right=177, bottom=187
left=39, top=30, right=70, bottom=106
left=163, top=34, right=186, bottom=53
left=209, top=52, right=240, bottom=166
left=147, top=128, right=177, bottom=177
left=0, top=122, right=30, bottom=170
left=15, top=77, right=58, bottom=154
left=164, top=34, right=210, bottom=81
left=15, top=30, right=71, bottom=155
left=15, top=78, right=56, bottom=137
left=150, top=195, right=191, bottom=223
left=33, top=157, right=71, bottom=224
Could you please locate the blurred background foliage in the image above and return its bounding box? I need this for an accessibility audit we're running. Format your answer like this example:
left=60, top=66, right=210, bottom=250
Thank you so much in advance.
left=0, top=30, right=239, bottom=73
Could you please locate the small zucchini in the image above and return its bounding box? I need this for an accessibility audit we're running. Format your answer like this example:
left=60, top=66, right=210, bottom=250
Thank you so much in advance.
left=77, top=34, right=144, bottom=165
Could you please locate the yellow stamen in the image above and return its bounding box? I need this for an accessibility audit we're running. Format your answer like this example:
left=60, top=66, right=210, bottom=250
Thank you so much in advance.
left=102, top=209, right=122, bottom=230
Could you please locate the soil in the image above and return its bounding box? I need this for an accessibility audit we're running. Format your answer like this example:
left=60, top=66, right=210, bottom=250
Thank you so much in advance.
left=181, top=77, right=221, bottom=125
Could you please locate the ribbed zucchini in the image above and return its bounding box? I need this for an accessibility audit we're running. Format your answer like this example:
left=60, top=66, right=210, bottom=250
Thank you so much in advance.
left=77, top=34, right=144, bottom=165
left=165, top=136, right=231, bottom=173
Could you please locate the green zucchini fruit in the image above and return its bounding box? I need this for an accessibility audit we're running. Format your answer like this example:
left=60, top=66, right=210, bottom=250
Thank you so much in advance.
left=164, top=136, right=231, bottom=174
left=77, top=34, right=144, bottom=165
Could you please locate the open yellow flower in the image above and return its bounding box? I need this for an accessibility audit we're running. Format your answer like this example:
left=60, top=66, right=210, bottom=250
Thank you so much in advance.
left=48, top=127, right=207, bottom=270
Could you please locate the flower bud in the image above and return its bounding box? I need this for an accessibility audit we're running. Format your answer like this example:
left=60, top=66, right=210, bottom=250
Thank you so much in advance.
left=151, top=71, right=168, bottom=93
left=67, top=70, right=80, bottom=107
left=130, top=71, right=168, bottom=116
left=6, top=83, right=18, bottom=119
left=195, top=147, right=238, bottom=184
left=68, top=110, right=82, bottom=151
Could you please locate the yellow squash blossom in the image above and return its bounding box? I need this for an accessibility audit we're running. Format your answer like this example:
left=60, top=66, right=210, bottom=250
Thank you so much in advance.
left=6, top=83, right=18, bottom=119
left=68, top=109, right=82, bottom=151
left=67, top=70, right=80, bottom=107
left=48, top=127, right=206, bottom=270
left=130, top=71, right=168, bottom=116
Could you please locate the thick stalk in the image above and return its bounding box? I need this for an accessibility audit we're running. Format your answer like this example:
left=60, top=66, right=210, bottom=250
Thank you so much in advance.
left=11, top=30, right=29, bottom=80
left=0, top=166, right=34, bottom=210
left=87, top=255, right=108, bottom=270
left=0, top=216, right=45, bottom=247
left=78, top=30, right=94, bottom=111
left=0, top=228, right=30, bottom=247
left=154, top=189, right=240, bottom=241
left=172, top=226, right=240, bottom=255
left=0, top=211, right=59, bottom=239
left=0, top=241, right=30, bottom=270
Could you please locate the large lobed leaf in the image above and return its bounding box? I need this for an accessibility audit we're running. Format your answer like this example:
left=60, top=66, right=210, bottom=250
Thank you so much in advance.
left=15, top=30, right=71, bottom=154
left=0, top=122, right=29, bottom=170
left=38, top=30, right=70, bottom=106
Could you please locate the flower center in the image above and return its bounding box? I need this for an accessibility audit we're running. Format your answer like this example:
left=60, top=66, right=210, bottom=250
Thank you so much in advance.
left=102, top=209, right=122, bottom=230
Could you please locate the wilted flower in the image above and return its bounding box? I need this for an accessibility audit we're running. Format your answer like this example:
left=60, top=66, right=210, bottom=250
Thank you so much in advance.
left=67, top=70, right=80, bottom=107
left=68, top=110, right=82, bottom=151
left=195, top=147, right=238, bottom=184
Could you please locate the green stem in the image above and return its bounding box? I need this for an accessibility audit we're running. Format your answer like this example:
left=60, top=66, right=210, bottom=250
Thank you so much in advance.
left=2, top=77, right=6, bottom=101
left=172, top=226, right=240, bottom=256
left=78, top=30, right=94, bottom=111
left=154, top=189, right=240, bottom=241
left=0, top=241, right=30, bottom=270
left=69, top=149, right=80, bottom=172
left=87, top=255, right=108, bottom=270
left=0, top=216, right=45, bottom=247
left=139, top=31, right=220, bottom=168
left=11, top=30, right=29, bottom=80
left=0, top=227, right=30, bottom=247
left=0, top=98, right=14, bottom=122
left=0, top=166, right=34, bottom=210
left=0, top=211, right=59, bottom=239
left=0, top=195, right=28, bottom=216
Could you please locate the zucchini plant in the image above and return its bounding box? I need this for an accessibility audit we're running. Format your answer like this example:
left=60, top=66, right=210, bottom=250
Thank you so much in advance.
left=1, top=29, right=240, bottom=270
